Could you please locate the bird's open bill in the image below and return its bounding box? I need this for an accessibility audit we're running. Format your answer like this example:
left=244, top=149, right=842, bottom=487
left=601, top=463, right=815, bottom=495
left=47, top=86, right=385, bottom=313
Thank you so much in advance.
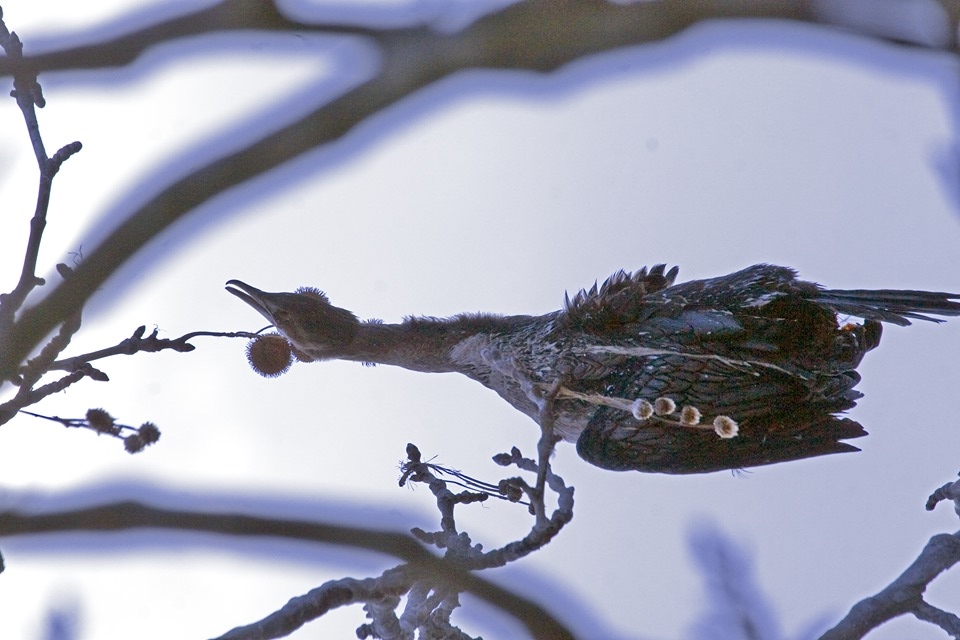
left=225, top=280, right=281, bottom=326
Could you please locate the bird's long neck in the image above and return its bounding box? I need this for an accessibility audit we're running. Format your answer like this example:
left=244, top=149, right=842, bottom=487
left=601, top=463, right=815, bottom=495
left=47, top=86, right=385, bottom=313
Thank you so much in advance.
left=333, top=314, right=533, bottom=374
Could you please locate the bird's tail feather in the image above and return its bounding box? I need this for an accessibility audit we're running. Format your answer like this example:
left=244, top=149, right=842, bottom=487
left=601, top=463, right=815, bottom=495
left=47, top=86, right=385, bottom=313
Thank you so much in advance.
left=815, top=288, right=960, bottom=326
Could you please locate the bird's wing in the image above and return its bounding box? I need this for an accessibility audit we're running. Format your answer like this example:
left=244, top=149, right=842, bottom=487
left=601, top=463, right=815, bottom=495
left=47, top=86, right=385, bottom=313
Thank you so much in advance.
left=569, top=347, right=867, bottom=473
left=576, top=406, right=866, bottom=473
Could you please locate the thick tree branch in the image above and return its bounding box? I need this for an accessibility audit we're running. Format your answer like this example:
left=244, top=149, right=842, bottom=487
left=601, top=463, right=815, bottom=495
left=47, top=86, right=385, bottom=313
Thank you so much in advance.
left=0, top=499, right=573, bottom=639
left=214, top=571, right=410, bottom=640
left=819, top=475, right=960, bottom=639
left=0, top=0, right=378, bottom=77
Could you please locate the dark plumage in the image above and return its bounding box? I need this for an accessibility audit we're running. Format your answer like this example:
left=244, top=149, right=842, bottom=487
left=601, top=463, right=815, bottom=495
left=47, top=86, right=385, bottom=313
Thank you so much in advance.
left=226, top=265, right=960, bottom=474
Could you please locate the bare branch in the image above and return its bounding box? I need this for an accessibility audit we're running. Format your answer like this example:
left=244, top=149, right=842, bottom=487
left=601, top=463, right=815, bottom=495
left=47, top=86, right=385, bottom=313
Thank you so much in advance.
left=0, top=16, right=46, bottom=158
left=215, top=572, right=408, bottom=640
left=17, top=409, right=161, bottom=453
left=819, top=532, right=960, bottom=639
left=0, top=497, right=573, bottom=639
left=0, top=299, right=87, bottom=426
left=17, top=300, right=82, bottom=386
left=402, top=440, right=574, bottom=571
left=0, top=370, right=88, bottom=426
left=4, top=0, right=956, bottom=82
left=0, top=10, right=82, bottom=385
left=45, top=327, right=260, bottom=373
left=913, top=600, right=960, bottom=637
left=206, top=441, right=576, bottom=637
left=0, top=0, right=379, bottom=77
left=927, top=473, right=960, bottom=515
left=484, top=446, right=574, bottom=568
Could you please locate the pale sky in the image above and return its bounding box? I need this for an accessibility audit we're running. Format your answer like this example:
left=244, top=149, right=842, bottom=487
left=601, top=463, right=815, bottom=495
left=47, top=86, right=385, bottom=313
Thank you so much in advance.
left=1, top=2, right=959, bottom=639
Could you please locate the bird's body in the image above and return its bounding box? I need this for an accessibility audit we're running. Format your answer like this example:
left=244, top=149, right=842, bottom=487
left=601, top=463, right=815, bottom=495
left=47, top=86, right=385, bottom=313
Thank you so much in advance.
left=227, top=264, right=959, bottom=474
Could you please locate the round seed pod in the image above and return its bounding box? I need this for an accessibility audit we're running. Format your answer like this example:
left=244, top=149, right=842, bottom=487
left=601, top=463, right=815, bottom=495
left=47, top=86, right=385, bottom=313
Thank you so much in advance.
left=246, top=333, right=293, bottom=378
left=653, top=397, right=676, bottom=416
left=713, top=415, right=739, bottom=439
left=631, top=399, right=654, bottom=420
left=86, top=408, right=115, bottom=433
left=679, top=405, right=702, bottom=426
left=138, top=422, right=161, bottom=444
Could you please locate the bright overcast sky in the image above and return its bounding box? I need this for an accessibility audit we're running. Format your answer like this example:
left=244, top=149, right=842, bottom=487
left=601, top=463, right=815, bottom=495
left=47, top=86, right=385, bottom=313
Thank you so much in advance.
left=1, top=2, right=959, bottom=639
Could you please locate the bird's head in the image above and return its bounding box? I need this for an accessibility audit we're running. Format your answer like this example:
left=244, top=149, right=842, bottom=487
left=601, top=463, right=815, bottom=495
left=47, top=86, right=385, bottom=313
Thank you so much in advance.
left=226, top=280, right=359, bottom=361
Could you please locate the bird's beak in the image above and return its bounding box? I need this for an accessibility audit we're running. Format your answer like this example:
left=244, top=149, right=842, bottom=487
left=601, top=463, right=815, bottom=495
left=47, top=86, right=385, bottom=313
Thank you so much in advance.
left=225, top=279, right=280, bottom=325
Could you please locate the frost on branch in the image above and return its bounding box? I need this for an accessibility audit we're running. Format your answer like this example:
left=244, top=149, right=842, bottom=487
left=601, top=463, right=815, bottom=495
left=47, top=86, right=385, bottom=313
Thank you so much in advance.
left=214, top=442, right=575, bottom=640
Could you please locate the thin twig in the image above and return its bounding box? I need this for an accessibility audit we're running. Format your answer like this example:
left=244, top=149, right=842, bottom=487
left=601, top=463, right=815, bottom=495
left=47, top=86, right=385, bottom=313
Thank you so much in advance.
left=18, top=141, right=83, bottom=300
left=0, top=9, right=82, bottom=383
left=926, top=473, right=960, bottom=514
left=0, top=13, right=46, bottom=161
left=46, top=327, right=260, bottom=373
left=0, top=370, right=88, bottom=426
left=418, top=461, right=528, bottom=505
left=403, top=443, right=488, bottom=561
left=485, top=446, right=575, bottom=568
left=17, top=409, right=160, bottom=453
left=403, top=443, right=575, bottom=571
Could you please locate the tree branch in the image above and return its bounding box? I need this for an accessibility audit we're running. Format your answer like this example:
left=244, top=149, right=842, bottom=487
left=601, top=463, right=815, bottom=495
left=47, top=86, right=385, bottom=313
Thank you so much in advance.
left=214, top=572, right=409, bottom=640
left=209, top=441, right=575, bottom=637
left=44, top=327, right=259, bottom=373
left=0, top=496, right=574, bottom=639
left=819, top=524, right=960, bottom=639
left=0, top=10, right=82, bottom=356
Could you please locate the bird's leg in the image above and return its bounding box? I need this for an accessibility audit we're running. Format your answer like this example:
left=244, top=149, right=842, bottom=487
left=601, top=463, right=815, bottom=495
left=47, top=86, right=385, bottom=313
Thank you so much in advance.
left=532, top=377, right=563, bottom=528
